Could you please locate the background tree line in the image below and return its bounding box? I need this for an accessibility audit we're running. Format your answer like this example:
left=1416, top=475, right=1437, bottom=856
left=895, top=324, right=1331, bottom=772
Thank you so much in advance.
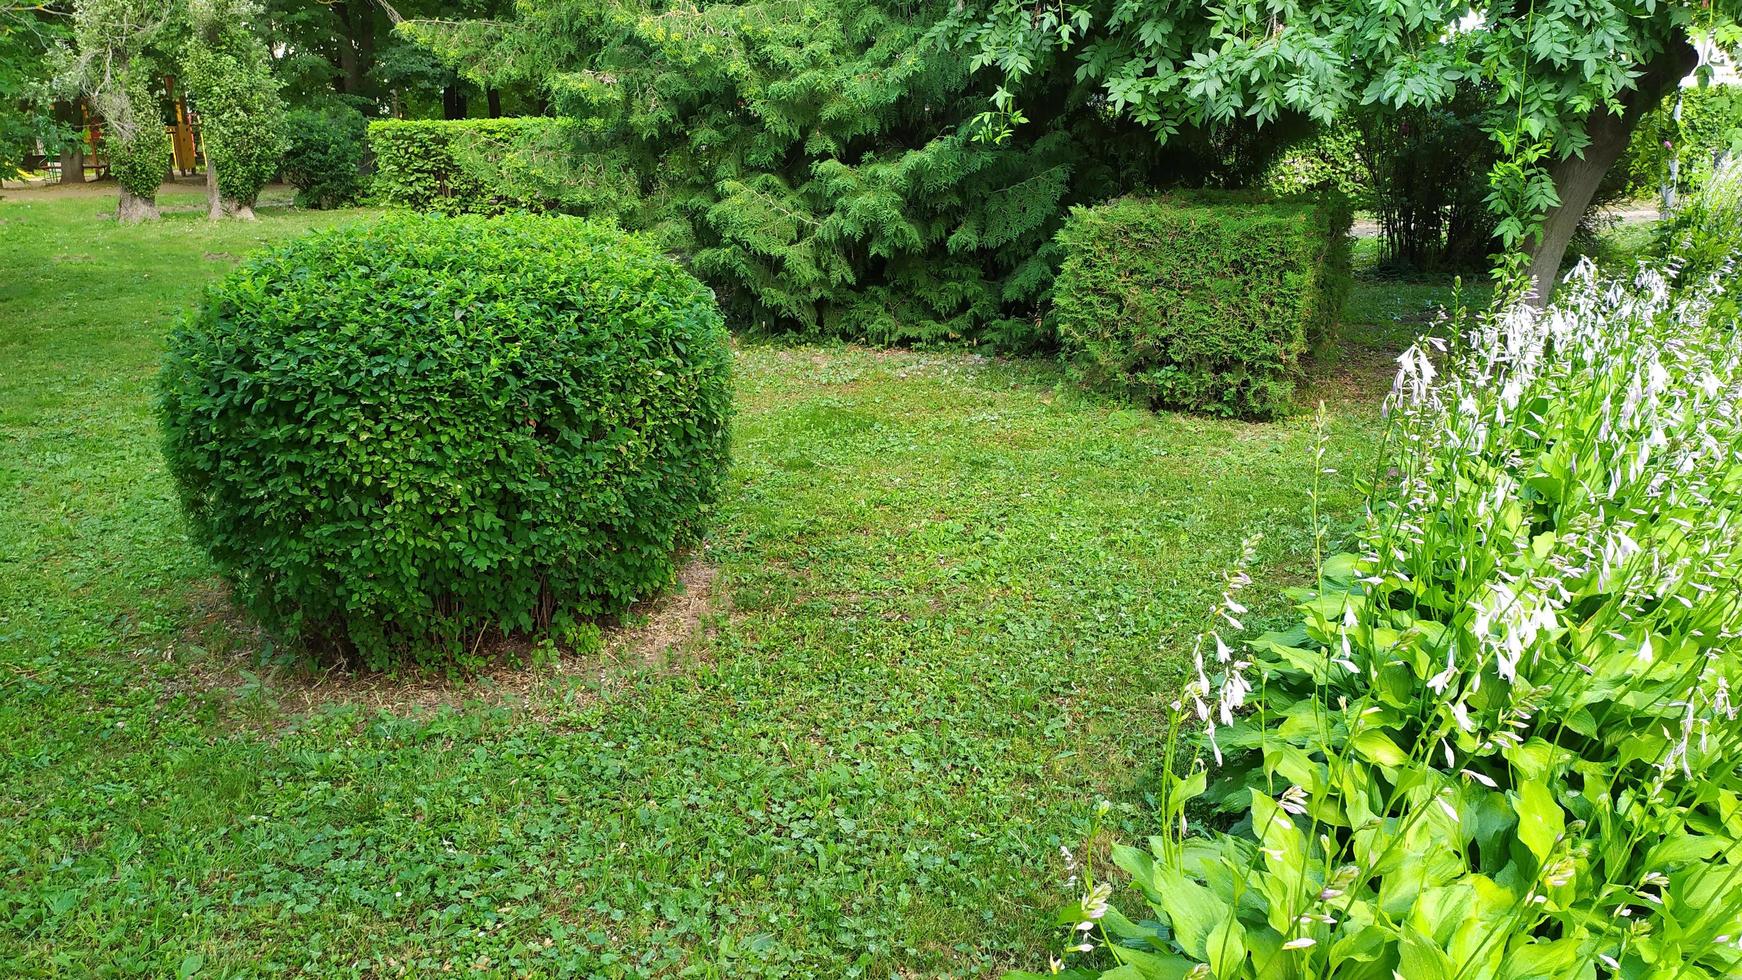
left=7, top=0, right=1738, bottom=321
left=0, top=0, right=540, bottom=202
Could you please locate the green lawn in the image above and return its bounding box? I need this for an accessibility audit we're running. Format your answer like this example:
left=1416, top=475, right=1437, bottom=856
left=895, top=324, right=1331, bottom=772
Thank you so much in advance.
left=2, top=185, right=1414, bottom=977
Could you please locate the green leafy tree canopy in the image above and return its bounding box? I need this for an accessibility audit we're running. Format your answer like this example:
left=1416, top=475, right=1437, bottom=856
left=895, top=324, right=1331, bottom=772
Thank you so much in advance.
left=60, top=0, right=173, bottom=217
left=183, top=0, right=286, bottom=214
left=944, top=0, right=1741, bottom=295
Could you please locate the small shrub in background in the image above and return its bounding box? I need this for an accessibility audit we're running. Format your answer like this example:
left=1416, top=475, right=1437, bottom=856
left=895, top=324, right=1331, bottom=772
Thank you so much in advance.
left=1357, top=93, right=1497, bottom=273
left=158, top=215, right=733, bottom=670
left=1024, top=258, right=1742, bottom=979
left=279, top=107, right=367, bottom=209
left=1052, top=194, right=1351, bottom=419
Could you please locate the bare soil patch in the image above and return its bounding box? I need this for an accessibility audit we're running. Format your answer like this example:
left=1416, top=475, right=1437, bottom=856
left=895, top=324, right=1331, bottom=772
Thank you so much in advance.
left=161, top=559, right=728, bottom=723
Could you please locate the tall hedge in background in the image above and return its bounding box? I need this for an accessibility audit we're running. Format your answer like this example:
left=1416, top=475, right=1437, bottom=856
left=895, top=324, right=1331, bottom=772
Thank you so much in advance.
left=158, top=215, right=733, bottom=669
left=366, top=118, right=628, bottom=217
left=1053, top=194, right=1351, bottom=418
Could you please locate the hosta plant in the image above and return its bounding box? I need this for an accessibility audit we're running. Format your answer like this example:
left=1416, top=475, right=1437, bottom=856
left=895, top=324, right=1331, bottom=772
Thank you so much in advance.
left=1659, top=158, right=1742, bottom=326
left=1027, top=257, right=1742, bottom=979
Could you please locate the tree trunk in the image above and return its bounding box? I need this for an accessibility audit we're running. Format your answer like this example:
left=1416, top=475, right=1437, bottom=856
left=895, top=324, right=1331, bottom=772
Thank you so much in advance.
left=56, top=101, right=86, bottom=184
left=1523, top=37, right=1699, bottom=305
left=355, top=3, right=375, bottom=94
left=206, top=155, right=224, bottom=220
left=442, top=84, right=468, bottom=120
left=337, top=39, right=358, bottom=96
left=117, top=187, right=159, bottom=222
left=487, top=89, right=502, bottom=118
left=336, top=0, right=373, bottom=96
left=59, top=140, right=85, bottom=185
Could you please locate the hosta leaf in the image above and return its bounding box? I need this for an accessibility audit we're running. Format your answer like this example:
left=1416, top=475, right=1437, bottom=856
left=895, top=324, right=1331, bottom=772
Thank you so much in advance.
left=1352, top=729, right=1408, bottom=768
left=1106, top=945, right=1197, bottom=979
left=1497, top=938, right=1581, bottom=979
left=1643, top=832, right=1726, bottom=868
left=1204, top=915, right=1247, bottom=978
left=1398, top=926, right=1456, bottom=980
left=1098, top=905, right=1161, bottom=943
left=1512, top=780, right=1564, bottom=865
left=1144, top=867, right=1231, bottom=961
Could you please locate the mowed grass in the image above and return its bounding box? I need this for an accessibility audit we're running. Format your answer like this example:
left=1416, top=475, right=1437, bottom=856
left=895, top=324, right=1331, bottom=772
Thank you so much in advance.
left=2, top=185, right=1408, bottom=977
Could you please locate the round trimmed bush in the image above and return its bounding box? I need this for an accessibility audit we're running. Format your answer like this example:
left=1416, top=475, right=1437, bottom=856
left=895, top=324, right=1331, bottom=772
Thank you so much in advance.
left=159, top=214, right=733, bottom=668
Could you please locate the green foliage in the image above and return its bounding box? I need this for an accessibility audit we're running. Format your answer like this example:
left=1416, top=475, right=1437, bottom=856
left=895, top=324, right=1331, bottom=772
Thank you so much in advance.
left=1261, top=126, right=1368, bottom=204
left=366, top=117, right=624, bottom=216
left=1359, top=93, right=1498, bottom=273
left=948, top=0, right=1741, bottom=272
left=182, top=0, right=288, bottom=211
left=1659, top=159, right=1742, bottom=327
left=2, top=187, right=1413, bottom=975
left=278, top=106, right=366, bottom=208
left=108, top=128, right=169, bottom=198
left=1625, top=84, right=1742, bottom=198
left=401, top=0, right=1307, bottom=349
left=1036, top=259, right=1742, bottom=978
left=106, top=66, right=169, bottom=199
left=0, top=3, right=70, bottom=177
left=258, top=0, right=534, bottom=119
left=1053, top=194, right=1351, bottom=418
left=365, top=117, right=483, bottom=211
left=1666, top=157, right=1742, bottom=268
left=157, top=214, right=733, bottom=668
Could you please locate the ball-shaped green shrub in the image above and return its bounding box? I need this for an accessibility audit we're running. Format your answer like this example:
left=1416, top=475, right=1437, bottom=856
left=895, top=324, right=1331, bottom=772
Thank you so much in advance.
left=159, top=215, right=733, bottom=668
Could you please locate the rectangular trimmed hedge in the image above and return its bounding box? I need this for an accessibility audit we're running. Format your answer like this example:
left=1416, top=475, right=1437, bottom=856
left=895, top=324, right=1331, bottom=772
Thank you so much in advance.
left=367, top=118, right=628, bottom=216
left=1052, top=193, right=1352, bottom=418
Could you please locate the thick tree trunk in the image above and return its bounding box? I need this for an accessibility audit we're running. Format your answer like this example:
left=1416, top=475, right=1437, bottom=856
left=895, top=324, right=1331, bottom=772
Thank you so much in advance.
left=487, top=89, right=502, bottom=118
left=1524, top=37, right=1699, bottom=305
left=442, top=84, right=468, bottom=120
left=117, top=187, right=159, bottom=222
left=58, top=141, right=85, bottom=185
left=336, top=0, right=374, bottom=96
left=205, top=156, right=223, bottom=220
left=337, top=41, right=358, bottom=96
left=56, top=101, right=85, bottom=184
left=355, top=4, right=375, bottom=93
